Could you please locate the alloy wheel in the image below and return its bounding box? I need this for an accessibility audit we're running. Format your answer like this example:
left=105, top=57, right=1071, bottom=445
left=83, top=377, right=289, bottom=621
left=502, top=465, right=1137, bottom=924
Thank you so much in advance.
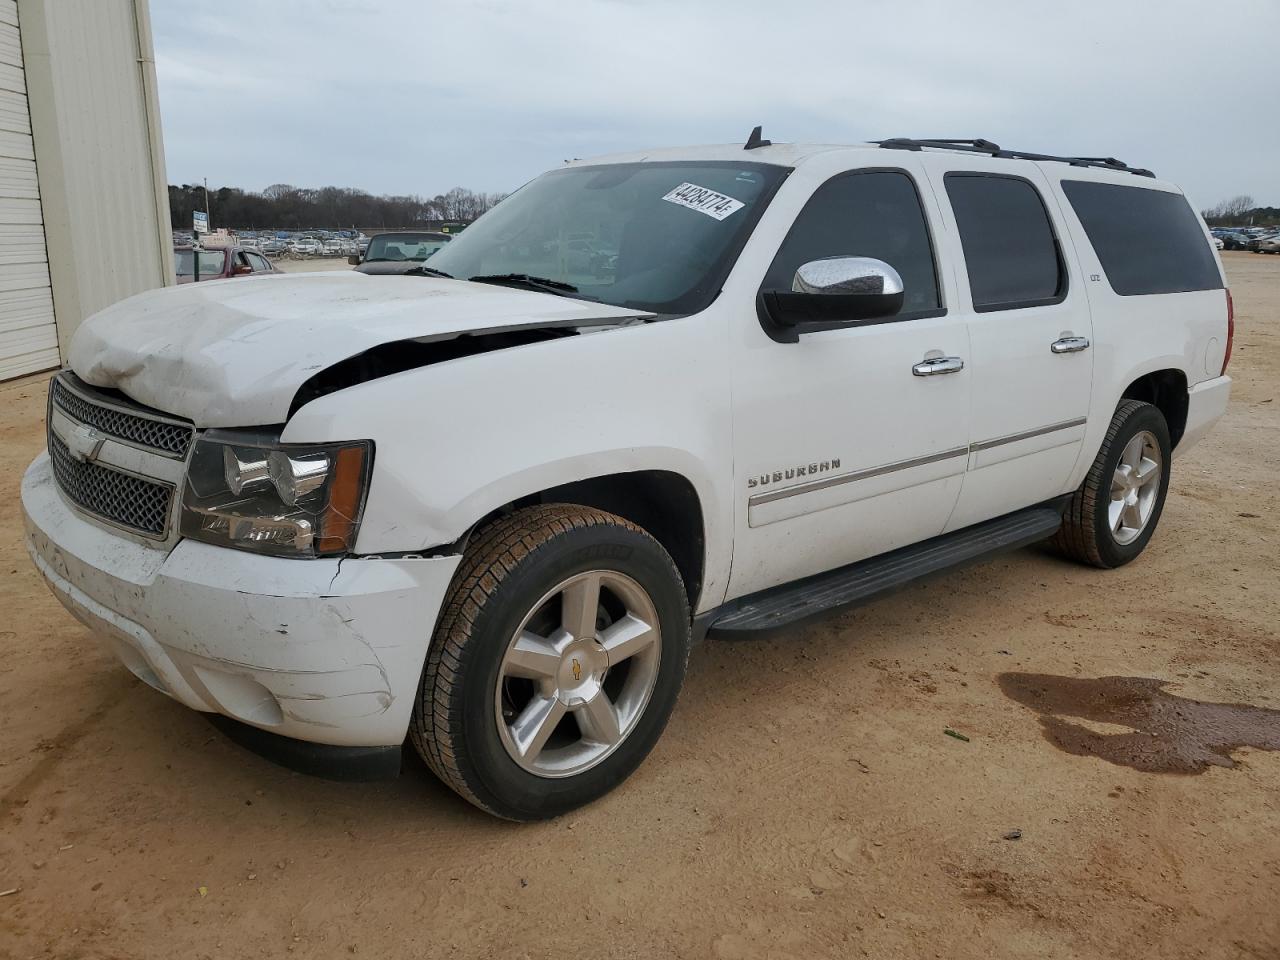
left=494, top=570, right=662, bottom=778
left=1109, top=429, right=1162, bottom=545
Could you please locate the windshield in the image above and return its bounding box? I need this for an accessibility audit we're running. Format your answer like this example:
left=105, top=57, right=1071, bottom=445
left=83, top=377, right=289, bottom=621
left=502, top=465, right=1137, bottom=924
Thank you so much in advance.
left=365, top=233, right=450, bottom=262
left=174, top=249, right=226, bottom=276
left=427, top=161, right=788, bottom=313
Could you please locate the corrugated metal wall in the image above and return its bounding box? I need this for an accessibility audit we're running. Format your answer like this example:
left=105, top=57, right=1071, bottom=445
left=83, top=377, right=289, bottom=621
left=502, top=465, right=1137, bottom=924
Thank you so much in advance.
left=33, top=0, right=169, bottom=329
left=0, top=0, right=57, bottom=380
left=7, top=0, right=171, bottom=380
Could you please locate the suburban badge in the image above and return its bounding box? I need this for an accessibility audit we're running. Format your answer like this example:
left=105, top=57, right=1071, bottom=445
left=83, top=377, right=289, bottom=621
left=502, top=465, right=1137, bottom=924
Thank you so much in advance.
left=747, top=458, right=841, bottom=489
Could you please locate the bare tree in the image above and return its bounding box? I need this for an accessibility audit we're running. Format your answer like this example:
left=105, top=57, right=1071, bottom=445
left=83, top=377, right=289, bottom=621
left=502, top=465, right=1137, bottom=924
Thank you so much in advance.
left=169, top=182, right=506, bottom=231
left=1224, top=195, right=1255, bottom=219
left=429, top=187, right=505, bottom=222
left=1202, top=194, right=1256, bottom=224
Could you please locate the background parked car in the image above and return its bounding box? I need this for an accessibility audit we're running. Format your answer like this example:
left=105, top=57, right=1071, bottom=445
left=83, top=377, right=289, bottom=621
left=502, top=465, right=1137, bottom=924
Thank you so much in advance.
left=1256, top=234, right=1280, bottom=254
left=1245, top=231, right=1277, bottom=252
left=1220, top=232, right=1252, bottom=250
left=350, top=231, right=452, bottom=274
left=174, top=244, right=281, bottom=283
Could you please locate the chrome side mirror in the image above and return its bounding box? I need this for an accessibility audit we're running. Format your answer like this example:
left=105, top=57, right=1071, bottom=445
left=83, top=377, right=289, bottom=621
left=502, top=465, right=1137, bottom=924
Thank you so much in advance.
left=758, top=256, right=906, bottom=343
left=792, top=256, right=903, bottom=298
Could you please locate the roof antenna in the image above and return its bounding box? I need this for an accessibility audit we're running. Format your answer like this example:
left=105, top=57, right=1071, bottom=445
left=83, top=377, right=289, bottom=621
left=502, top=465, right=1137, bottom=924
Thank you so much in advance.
left=744, top=125, right=771, bottom=150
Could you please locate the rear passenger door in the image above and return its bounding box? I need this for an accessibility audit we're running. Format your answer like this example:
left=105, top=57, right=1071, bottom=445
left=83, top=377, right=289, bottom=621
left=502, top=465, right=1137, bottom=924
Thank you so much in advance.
left=919, top=158, right=1094, bottom=530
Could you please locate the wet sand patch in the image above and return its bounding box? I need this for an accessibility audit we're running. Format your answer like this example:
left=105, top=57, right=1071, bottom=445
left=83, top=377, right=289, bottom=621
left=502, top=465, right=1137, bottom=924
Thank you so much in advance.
left=998, top=673, right=1280, bottom=773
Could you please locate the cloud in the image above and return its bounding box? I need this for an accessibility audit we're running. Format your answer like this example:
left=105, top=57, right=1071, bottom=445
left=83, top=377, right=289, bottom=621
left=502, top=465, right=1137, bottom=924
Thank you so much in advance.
left=152, top=0, right=1279, bottom=205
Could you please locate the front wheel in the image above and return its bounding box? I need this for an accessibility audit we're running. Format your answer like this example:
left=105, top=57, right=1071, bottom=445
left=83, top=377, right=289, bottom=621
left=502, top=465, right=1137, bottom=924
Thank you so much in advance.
left=410, top=504, right=690, bottom=820
left=1052, top=399, right=1172, bottom=569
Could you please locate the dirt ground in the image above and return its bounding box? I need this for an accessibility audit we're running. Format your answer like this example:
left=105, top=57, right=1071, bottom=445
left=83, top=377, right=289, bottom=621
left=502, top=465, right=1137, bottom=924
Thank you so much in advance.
left=274, top=257, right=353, bottom=274
left=1, top=253, right=1277, bottom=959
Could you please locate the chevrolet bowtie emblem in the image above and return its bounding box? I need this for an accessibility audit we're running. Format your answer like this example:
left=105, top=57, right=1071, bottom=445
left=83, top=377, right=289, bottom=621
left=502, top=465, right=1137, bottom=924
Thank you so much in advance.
left=571, top=658, right=582, bottom=682
left=65, top=423, right=106, bottom=464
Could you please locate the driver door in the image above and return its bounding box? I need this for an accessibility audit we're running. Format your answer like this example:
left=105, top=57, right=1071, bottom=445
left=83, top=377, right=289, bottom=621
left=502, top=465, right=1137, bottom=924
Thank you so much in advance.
left=726, top=165, right=971, bottom=600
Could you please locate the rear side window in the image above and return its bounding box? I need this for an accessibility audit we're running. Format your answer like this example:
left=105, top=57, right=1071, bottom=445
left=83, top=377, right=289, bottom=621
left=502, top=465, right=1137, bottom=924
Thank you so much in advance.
left=945, top=173, right=1065, bottom=312
left=1061, top=180, right=1222, bottom=296
left=763, top=169, right=942, bottom=317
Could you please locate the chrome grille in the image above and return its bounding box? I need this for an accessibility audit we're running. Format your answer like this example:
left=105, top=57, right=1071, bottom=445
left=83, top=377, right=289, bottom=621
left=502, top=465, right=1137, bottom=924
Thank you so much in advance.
left=51, top=376, right=193, bottom=458
left=49, top=433, right=174, bottom=537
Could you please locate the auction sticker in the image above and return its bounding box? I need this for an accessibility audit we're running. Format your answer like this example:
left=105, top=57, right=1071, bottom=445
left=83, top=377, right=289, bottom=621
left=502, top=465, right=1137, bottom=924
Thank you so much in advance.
left=661, top=182, right=745, bottom=221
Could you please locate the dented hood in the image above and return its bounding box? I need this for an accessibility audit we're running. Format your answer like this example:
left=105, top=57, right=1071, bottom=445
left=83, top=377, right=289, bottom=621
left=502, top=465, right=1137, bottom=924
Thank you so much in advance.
left=69, top=272, right=645, bottom=427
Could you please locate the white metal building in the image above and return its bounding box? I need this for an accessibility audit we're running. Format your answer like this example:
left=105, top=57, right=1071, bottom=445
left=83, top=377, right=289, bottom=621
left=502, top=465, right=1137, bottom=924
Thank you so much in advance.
left=1, top=0, right=170, bottom=381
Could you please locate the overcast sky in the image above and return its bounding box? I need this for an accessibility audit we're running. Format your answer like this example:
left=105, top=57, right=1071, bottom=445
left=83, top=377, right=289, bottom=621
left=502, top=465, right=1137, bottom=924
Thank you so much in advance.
left=152, top=0, right=1278, bottom=210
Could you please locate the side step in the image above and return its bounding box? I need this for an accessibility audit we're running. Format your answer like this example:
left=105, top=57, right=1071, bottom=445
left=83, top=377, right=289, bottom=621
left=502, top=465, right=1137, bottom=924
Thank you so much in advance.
left=705, top=503, right=1065, bottom=639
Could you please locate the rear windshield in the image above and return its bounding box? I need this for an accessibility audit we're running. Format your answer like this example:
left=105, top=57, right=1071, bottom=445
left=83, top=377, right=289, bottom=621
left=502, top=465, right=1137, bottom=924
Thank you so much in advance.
left=365, top=233, right=450, bottom=262
left=174, top=249, right=225, bottom=276
left=1060, top=181, right=1222, bottom=296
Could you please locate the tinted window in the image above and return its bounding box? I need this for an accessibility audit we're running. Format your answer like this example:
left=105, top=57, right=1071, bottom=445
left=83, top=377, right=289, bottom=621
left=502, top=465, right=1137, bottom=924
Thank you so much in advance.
left=763, top=170, right=941, bottom=315
left=1061, top=180, right=1222, bottom=296
left=248, top=253, right=272, bottom=272
left=945, top=174, right=1064, bottom=312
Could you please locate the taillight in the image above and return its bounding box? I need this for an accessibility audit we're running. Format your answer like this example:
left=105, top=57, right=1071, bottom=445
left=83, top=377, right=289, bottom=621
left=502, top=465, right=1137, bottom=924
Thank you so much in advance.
left=1221, top=288, right=1234, bottom=375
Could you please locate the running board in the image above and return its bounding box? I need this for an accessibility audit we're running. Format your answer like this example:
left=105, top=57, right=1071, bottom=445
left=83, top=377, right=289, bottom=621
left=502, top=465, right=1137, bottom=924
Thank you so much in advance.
left=704, top=503, right=1066, bottom=639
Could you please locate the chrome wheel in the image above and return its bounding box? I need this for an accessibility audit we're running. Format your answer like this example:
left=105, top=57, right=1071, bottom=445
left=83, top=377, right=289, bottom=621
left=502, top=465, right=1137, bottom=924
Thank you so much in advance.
left=495, top=570, right=661, bottom=778
left=1109, top=429, right=1162, bottom=545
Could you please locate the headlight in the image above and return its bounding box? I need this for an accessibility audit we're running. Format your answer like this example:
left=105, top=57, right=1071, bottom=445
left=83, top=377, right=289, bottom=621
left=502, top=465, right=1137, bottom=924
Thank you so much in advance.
left=180, top=433, right=373, bottom=558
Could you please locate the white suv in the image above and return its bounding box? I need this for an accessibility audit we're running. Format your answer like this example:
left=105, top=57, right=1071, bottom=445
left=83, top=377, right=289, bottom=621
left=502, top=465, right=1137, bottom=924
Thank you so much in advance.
left=22, top=134, right=1233, bottom=819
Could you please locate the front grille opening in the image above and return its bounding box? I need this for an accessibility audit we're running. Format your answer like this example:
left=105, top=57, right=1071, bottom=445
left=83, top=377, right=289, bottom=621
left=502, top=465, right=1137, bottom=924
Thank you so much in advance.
left=51, top=376, right=193, bottom=458
left=49, top=433, right=174, bottom=537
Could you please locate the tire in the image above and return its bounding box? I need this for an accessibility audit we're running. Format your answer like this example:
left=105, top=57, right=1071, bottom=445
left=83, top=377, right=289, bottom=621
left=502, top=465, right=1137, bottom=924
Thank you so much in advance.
left=1051, top=400, right=1172, bottom=569
left=410, top=504, right=690, bottom=820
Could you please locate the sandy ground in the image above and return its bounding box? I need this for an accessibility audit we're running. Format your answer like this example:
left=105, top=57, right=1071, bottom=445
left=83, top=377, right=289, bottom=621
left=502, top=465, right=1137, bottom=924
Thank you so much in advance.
left=273, top=256, right=355, bottom=274
left=1, top=253, right=1277, bottom=959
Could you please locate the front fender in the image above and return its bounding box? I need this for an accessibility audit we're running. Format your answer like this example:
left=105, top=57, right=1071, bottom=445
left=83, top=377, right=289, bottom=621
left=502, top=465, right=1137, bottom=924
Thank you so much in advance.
left=282, top=312, right=734, bottom=605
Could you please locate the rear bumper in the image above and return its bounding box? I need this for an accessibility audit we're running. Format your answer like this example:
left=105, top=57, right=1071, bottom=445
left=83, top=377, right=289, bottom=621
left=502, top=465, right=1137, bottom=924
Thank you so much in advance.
left=22, top=452, right=462, bottom=748
left=1175, top=375, right=1231, bottom=457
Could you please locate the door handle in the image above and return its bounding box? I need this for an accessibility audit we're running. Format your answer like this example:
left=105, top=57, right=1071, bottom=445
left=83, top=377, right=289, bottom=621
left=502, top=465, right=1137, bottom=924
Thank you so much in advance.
left=912, top=356, right=965, bottom=377
left=1051, top=336, right=1091, bottom=354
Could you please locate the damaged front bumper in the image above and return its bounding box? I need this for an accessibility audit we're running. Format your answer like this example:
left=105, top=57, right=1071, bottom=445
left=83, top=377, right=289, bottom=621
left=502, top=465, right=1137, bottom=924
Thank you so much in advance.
left=22, top=452, right=461, bottom=761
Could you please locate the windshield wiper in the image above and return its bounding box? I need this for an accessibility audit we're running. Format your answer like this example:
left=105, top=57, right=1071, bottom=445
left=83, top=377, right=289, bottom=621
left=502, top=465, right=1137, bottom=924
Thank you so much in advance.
left=466, top=273, right=578, bottom=296
left=404, top=265, right=454, bottom=278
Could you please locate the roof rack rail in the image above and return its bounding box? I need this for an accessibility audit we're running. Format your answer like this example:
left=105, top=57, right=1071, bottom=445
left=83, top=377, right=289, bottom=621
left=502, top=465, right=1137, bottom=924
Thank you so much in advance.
left=876, top=138, right=1155, bottom=178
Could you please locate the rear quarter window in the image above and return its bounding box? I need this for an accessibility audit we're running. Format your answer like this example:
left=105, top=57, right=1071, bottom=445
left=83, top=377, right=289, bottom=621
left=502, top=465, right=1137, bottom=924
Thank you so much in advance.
left=1060, top=180, right=1222, bottom=296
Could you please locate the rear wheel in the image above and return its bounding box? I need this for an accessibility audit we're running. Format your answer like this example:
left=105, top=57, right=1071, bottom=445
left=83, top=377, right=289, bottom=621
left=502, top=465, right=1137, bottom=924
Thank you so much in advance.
left=410, top=504, right=690, bottom=820
left=1052, top=400, right=1171, bottom=569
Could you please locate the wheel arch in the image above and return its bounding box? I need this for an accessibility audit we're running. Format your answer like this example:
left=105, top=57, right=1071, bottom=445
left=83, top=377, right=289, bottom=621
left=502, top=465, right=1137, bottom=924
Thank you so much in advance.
left=1120, top=368, right=1189, bottom=448
left=461, top=470, right=708, bottom=612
